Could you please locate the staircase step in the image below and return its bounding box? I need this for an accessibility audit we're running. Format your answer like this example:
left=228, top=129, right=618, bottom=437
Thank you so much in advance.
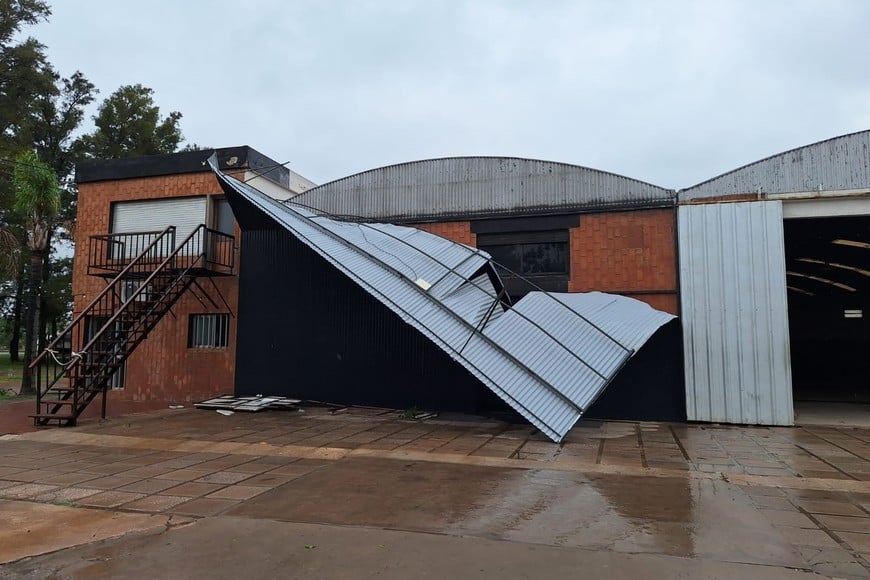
left=39, top=399, right=75, bottom=405
left=80, top=362, right=126, bottom=369
left=30, top=413, right=76, bottom=421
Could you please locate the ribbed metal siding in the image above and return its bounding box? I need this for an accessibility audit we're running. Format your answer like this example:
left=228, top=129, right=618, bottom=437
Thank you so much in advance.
left=681, top=130, right=870, bottom=200
left=678, top=201, right=793, bottom=425
left=292, top=157, right=674, bottom=221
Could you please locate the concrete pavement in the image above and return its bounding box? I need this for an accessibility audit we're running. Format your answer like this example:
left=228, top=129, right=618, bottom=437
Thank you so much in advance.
left=0, top=406, right=868, bottom=578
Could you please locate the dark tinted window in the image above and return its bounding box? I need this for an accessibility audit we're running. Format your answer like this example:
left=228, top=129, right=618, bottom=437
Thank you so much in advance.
left=214, top=199, right=234, bottom=235
left=481, top=241, right=568, bottom=275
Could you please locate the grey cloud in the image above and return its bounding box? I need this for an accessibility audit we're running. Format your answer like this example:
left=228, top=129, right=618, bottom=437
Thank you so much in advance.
left=37, top=0, right=870, bottom=187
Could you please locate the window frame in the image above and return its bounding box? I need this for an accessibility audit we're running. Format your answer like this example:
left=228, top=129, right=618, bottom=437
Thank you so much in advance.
left=477, top=229, right=571, bottom=296
left=188, top=313, right=231, bottom=349
left=211, top=196, right=235, bottom=236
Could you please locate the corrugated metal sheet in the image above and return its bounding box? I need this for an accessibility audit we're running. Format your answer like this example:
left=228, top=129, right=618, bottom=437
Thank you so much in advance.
left=481, top=293, right=675, bottom=435
left=291, top=157, right=674, bottom=221
left=212, top=160, right=675, bottom=442
left=681, top=130, right=870, bottom=200
left=678, top=201, right=793, bottom=425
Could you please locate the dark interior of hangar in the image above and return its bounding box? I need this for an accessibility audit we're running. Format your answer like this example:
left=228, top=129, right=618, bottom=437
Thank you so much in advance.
left=784, top=215, right=869, bottom=403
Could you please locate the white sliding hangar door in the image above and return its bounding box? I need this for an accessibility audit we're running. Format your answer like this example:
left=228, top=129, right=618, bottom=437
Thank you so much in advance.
left=678, top=200, right=794, bottom=425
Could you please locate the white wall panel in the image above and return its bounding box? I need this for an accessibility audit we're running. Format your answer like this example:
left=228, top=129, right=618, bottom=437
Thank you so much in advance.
left=679, top=201, right=793, bottom=425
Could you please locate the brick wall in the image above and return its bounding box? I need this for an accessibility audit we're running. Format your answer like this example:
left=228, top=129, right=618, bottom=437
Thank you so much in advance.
left=74, top=171, right=241, bottom=404
left=412, top=209, right=679, bottom=314
left=414, top=221, right=476, bottom=246
left=567, top=209, right=678, bottom=314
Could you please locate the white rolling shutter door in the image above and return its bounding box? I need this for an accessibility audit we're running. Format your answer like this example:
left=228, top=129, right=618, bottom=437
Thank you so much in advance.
left=111, top=197, right=208, bottom=256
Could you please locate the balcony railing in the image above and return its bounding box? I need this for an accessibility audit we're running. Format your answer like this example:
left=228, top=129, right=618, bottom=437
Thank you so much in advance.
left=87, top=226, right=235, bottom=277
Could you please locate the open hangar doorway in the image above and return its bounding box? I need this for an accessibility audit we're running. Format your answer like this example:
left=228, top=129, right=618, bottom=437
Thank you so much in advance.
left=783, top=207, right=869, bottom=422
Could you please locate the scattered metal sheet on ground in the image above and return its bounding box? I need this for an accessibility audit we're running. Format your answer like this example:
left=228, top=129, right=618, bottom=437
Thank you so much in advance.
left=195, top=395, right=302, bottom=412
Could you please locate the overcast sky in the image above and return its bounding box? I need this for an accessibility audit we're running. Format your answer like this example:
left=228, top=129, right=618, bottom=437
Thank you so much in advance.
left=36, top=1, right=870, bottom=189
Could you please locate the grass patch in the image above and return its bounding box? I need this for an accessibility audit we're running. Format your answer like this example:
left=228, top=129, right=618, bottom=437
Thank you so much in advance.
left=0, top=350, right=41, bottom=402
left=399, top=406, right=420, bottom=420
left=0, top=350, right=24, bottom=382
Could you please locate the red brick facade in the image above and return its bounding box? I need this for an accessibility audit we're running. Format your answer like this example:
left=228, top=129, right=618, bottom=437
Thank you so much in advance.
left=414, top=221, right=476, bottom=246
left=567, top=209, right=678, bottom=314
left=74, top=171, right=242, bottom=404
left=412, top=208, right=679, bottom=315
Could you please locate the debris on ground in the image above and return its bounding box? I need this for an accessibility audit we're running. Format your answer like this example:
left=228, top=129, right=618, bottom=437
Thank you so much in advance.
left=195, top=395, right=302, bottom=413
left=399, top=406, right=438, bottom=421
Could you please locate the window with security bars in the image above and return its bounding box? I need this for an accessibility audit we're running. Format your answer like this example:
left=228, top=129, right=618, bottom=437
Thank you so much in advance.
left=188, top=314, right=230, bottom=348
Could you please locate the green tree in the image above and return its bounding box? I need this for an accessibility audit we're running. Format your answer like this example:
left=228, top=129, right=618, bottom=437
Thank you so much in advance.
left=13, top=149, right=60, bottom=395
left=0, top=1, right=59, bottom=363
left=28, top=71, right=96, bottom=239
left=0, top=1, right=50, bottom=43
left=76, top=84, right=183, bottom=159
left=31, top=71, right=97, bottom=177
left=41, top=254, right=71, bottom=337
left=2, top=70, right=96, bottom=360
left=0, top=1, right=55, bottom=158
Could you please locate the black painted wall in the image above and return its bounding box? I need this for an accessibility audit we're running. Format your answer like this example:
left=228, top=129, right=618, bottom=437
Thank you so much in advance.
left=234, top=226, right=494, bottom=412
left=585, top=319, right=687, bottom=422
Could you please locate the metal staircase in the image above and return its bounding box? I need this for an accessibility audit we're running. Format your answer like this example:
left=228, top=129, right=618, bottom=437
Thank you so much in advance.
left=30, top=224, right=234, bottom=426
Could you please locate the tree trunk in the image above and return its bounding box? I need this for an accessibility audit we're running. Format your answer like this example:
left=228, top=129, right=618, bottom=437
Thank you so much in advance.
left=20, top=250, right=44, bottom=396
left=39, top=232, right=52, bottom=351
left=8, top=262, right=25, bottom=363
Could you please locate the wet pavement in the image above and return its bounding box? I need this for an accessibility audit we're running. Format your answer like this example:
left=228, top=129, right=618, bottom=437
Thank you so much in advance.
left=0, top=406, right=868, bottom=578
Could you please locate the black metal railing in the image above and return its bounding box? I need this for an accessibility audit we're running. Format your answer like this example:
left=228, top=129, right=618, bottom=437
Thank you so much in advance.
left=88, top=228, right=176, bottom=276
left=88, top=226, right=235, bottom=277
left=203, top=228, right=235, bottom=274
left=32, top=224, right=235, bottom=425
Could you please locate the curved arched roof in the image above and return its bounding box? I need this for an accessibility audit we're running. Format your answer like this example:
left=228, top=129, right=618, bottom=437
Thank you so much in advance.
left=290, top=157, right=673, bottom=222
left=680, top=130, right=870, bottom=201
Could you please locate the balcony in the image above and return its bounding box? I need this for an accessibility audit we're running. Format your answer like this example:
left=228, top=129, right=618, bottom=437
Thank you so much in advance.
left=87, top=226, right=235, bottom=279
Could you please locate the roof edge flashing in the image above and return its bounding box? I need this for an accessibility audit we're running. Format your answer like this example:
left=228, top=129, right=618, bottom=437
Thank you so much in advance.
left=76, top=146, right=294, bottom=188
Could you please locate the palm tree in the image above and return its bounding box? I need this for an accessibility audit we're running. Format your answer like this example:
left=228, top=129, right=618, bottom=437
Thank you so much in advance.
left=12, top=149, right=59, bottom=395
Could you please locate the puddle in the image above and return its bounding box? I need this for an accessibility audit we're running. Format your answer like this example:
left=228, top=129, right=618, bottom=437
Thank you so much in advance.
left=228, top=457, right=803, bottom=568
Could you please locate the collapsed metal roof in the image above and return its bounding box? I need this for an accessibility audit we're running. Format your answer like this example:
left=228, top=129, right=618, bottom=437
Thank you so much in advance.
left=212, top=159, right=674, bottom=442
